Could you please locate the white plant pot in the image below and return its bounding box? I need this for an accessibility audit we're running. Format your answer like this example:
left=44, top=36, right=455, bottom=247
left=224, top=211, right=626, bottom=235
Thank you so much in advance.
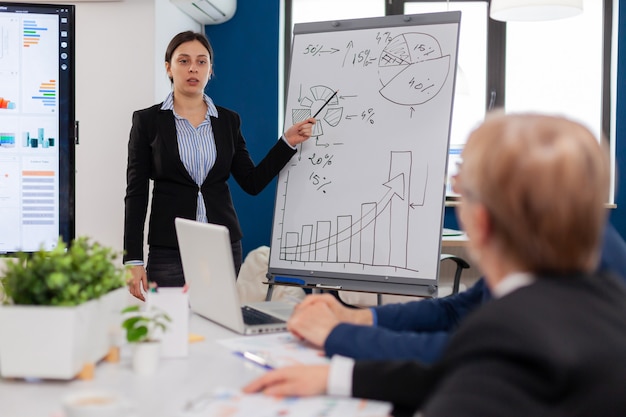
left=0, top=301, right=97, bottom=379
left=131, top=341, right=161, bottom=375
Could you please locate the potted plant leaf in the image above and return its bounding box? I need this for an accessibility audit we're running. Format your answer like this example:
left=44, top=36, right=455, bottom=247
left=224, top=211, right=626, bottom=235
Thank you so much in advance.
left=121, top=305, right=171, bottom=375
left=0, top=237, right=127, bottom=379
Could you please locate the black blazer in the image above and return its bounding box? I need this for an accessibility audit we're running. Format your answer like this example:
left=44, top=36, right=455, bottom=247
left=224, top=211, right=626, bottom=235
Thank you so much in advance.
left=123, top=103, right=296, bottom=263
left=352, top=272, right=626, bottom=417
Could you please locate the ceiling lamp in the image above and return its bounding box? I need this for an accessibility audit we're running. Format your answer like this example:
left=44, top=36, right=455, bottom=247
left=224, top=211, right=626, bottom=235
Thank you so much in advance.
left=489, top=0, right=583, bottom=21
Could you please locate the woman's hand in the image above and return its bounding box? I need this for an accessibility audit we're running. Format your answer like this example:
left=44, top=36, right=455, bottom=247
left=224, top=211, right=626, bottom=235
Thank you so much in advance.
left=127, top=265, right=148, bottom=301
left=284, top=118, right=316, bottom=146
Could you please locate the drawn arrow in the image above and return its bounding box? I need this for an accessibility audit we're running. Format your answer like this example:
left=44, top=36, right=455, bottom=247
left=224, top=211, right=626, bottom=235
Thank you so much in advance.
left=315, top=138, right=330, bottom=148
left=383, top=173, right=406, bottom=201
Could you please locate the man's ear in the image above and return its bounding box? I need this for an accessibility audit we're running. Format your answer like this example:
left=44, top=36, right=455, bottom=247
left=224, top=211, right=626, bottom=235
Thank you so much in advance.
left=471, top=204, right=492, bottom=249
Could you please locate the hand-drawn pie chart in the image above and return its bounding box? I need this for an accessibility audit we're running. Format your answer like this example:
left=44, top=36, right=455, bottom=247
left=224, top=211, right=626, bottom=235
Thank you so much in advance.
left=292, top=85, right=343, bottom=137
left=378, top=32, right=451, bottom=106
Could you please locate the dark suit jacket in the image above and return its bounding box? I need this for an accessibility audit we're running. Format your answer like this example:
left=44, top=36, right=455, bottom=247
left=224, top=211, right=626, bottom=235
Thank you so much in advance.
left=123, top=103, right=296, bottom=263
left=352, top=272, right=626, bottom=417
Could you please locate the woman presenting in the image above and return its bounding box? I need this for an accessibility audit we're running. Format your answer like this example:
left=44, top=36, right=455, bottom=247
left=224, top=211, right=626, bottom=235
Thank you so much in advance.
left=124, top=31, right=314, bottom=301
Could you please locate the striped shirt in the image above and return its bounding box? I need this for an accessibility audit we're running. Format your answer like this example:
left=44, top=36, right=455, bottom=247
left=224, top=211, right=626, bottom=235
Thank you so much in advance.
left=161, top=91, right=219, bottom=223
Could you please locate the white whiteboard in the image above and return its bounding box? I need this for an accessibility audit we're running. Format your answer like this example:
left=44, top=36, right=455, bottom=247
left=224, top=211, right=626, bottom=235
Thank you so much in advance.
left=269, top=12, right=461, bottom=296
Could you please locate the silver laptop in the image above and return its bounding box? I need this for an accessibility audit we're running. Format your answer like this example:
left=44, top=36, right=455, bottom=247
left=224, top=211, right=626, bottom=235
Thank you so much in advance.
left=175, top=217, right=294, bottom=335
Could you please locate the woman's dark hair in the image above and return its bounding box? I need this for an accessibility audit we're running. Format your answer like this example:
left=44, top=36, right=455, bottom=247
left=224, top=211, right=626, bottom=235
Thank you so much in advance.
left=165, top=31, right=213, bottom=82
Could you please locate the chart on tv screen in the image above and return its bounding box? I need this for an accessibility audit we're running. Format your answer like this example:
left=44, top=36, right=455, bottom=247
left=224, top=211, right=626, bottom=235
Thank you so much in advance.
left=0, top=3, right=74, bottom=253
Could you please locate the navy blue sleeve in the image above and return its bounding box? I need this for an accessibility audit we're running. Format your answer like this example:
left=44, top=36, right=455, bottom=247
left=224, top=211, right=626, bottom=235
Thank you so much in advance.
left=322, top=279, right=490, bottom=364
left=374, top=278, right=489, bottom=332
left=325, top=323, right=450, bottom=364
left=598, top=222, right=626, bottom=284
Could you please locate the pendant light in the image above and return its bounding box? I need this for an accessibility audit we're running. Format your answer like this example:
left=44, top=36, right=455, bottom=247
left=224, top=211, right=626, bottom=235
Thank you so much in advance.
left=489, top=0, right=583, bottom=22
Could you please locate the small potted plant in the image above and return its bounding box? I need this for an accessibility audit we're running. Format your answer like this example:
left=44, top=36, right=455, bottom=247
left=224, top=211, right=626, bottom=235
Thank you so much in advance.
left=121, top=305, right=171, bottom=375
left=0, top=237, right=127, bottom=379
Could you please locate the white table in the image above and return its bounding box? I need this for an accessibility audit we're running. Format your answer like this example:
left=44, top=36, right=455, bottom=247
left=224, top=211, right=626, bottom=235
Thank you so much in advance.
left=0, top=314, right=267, bottom=417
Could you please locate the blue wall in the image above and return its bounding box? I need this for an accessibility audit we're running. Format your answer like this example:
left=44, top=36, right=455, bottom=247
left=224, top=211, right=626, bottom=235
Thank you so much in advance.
left=206, top=1, right=625, bottom=256
left=205, top=1, right=281, bottom=256
left=609, top=0, right=626, bottom=237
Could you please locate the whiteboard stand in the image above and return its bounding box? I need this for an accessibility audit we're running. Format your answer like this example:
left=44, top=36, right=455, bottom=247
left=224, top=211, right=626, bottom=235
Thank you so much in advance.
left=268, top=11, right=462, bottom=298
left=264, top=253, right=471, bottom=302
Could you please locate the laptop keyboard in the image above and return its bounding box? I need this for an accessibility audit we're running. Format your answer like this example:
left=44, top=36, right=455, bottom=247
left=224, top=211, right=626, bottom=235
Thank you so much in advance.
left=242, top=306, right=285, bottom=325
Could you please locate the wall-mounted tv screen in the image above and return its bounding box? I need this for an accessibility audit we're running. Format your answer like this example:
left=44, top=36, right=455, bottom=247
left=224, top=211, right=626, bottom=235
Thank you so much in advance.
left=0, top=2, right=75, bottom=253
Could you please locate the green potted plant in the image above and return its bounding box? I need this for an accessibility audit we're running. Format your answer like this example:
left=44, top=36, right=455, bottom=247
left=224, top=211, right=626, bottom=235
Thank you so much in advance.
left=0, top=237, right=127, bottom=379
left=121, top=305, right=171, bottom=375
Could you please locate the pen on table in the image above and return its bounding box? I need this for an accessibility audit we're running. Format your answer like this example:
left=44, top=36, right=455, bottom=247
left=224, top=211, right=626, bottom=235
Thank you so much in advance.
left=235, top=351, right=275, bottom=370
left=312, top=90, right=338, bottom=118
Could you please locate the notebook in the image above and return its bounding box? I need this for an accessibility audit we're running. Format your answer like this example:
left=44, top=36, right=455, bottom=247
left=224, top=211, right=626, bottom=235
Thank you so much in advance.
left=175, top=217, right=294, bottom=335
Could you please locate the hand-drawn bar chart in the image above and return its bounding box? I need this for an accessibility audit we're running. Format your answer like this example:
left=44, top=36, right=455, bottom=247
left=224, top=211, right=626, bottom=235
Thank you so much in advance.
left=278, top=151, right=426, bottom=273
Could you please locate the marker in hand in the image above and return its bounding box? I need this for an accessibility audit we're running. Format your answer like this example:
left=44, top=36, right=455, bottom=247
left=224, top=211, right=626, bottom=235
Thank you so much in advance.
left=312, top=90, right=338, bottom=118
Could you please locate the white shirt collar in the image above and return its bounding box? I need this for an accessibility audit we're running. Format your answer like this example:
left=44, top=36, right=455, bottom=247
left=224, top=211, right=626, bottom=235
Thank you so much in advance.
left=160, top=91, right=218, bottom=118
left=491, top=272, right=535, bottom=298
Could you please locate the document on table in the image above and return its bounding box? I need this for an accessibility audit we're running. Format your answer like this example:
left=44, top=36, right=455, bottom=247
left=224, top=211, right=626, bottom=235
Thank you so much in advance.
left=442, top=227, right=464, bottom=237
left=179, top=388, right=392, bottom=417
left=218, top=333, right=330, bottom=368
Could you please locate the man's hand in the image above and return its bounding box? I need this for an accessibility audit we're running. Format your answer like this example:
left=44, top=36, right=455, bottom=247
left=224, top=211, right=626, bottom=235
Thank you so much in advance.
left=294, top=293, right=374, bottom=324
left=287, top=294, right=374, bottom=347
left=287, top=302, right=340, bottom=347
left=242, top=365, right=330, bottom=397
